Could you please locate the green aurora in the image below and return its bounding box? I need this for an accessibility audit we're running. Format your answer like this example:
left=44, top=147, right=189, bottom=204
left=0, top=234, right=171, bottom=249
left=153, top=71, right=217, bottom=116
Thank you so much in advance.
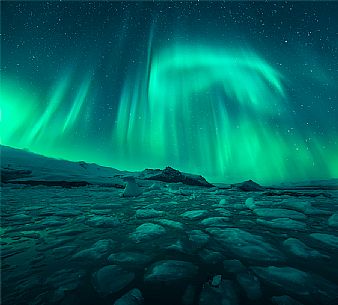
left=106, top=44, right=337, bottom=183
left=1, top=2, right=337, bottom=184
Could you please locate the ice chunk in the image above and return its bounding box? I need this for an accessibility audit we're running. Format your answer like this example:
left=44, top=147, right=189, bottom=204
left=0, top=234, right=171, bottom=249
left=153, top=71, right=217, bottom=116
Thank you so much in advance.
left=283, top=238, right=328, bottom=259
left=211, top=275, right=222, bottom=287
left=40, top=217, right=66, bottom=227
left=86, top=216, right=120, bottom=228
left=166, top=240, right=188, bottom=253
left=8, top=213, right=32, bottom=224
left=46, top=268, right=86, bottom=303
left=252, top=266, right=311, bottom=295
left=114, top=288, right=143, bottom=305
left=198, top=249, right=224, bottom=265
left=304, top=207, right=331, bottom=215
left=188, top=230, right=209, bottom=248
left=253, top=208, right=306, bottom=220
left=149, top=183, right=161, bottom=190
left=214, top=208, right=232, bottom=216
left=328, top=213, right=338, bottom=228
left=279, top=200, right=311, bottom=212
left=123, top=177, right=142, bottom=197
left=92, top=265, right=135, bottom=297
left=257, top=218, right=306, bottom=231
left=219, top=198, right=227, bottom=205
left=252, top=266, right=338, bottom=302
left=206, top=228, right=284, bottom=262
left=144, top=260, right=198, bottom=283
left=55, top=208, right=82, bottom=217
left=200, top=217, right=229, bottom=227
left=130, top=223, right=166, bottom=242
left=310, top=233, right=338, bottom=249
left=154, top=219, right=184, bottom=229
left=72, top=239, right=114, bottom=261
left=108, top=251, right=152, bottom=268
left=245, top=197, right=255, bottom=210
left=180, top=210, right=208, bottom=220
left=135, top=208, right=164, bottom=219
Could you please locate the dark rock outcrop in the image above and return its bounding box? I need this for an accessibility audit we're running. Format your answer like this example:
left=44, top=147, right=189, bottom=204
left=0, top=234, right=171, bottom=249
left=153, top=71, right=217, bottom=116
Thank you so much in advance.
left=141, top=167, right=213, bottom=187
left=263, top=190, right=332, bottom=198
left=6, top=180, right=91, bottom=188
left=232, top=180, right=265, bottom=192
left=1, top=168, right=32, bottom=183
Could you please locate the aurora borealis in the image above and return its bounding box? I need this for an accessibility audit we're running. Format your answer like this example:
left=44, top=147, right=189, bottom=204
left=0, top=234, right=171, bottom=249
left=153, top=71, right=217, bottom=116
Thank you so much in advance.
left=1, top=1, right=338, bottom=183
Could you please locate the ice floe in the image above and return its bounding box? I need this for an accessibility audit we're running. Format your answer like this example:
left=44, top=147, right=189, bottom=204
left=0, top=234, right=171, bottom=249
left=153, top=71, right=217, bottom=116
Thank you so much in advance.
left=92, top=265, right=135, bottom=297
left=180, top=210, right=208, bottom=220
left=130, top=223, right=166, bottom=242
left=153, top=218, right=184, bottom=229
left=253, top=208, right=306, bottom=220
left=135, top=208, right=165, bottom=219
left=86, top=215, right=120, bottom=228
left=252, top=266, right=338, bottom=303
left=107, top=251, right=152, bottom=268
left=72, top=239, right=114, bottom=261
left=328, top=213, right=338, bottom=227
left=206, top=227, right=285, bottom=262
left=310, top=233, right=338, bottom=249
left=257, top=218, right=306, bottom=231
left=114, top=288, right=144, bottom=305
left=200, top=217, right=229, bottom=227
left=188, top=230, right=209, bottom=248
left=283, top=238, right=328, bottom=259
left=144, top=260, right=198, bottom=283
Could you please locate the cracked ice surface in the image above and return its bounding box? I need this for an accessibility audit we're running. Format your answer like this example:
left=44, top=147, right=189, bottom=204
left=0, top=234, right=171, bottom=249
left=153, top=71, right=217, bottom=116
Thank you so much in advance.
left=2, top=183, right=338, bottom=305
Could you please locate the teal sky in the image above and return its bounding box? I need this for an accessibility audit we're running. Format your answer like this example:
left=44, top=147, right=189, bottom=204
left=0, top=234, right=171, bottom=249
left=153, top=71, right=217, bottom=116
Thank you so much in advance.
left=1, top=1, right=337, bottom=183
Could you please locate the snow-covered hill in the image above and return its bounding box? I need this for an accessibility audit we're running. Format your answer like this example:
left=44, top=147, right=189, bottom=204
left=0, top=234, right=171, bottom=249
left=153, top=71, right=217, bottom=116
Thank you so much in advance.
left=1, top=145, right=126, bottom=185
left=1, top=145, right=337, bottom=189
left=0, top=146, right=214, bottom=188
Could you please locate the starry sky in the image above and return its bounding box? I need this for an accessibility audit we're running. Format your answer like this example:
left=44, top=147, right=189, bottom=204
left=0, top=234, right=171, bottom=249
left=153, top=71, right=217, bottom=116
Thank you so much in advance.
left=1, top=1, right=338, bottom=184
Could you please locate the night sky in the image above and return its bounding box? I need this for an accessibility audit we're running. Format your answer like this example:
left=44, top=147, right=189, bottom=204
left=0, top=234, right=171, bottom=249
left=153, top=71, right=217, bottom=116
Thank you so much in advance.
left=1, top=1, right=338, bottom=184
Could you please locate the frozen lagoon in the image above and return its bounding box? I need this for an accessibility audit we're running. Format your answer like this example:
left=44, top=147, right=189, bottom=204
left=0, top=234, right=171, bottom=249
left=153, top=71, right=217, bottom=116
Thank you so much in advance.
left=2, top=181, right=338, bottom=305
